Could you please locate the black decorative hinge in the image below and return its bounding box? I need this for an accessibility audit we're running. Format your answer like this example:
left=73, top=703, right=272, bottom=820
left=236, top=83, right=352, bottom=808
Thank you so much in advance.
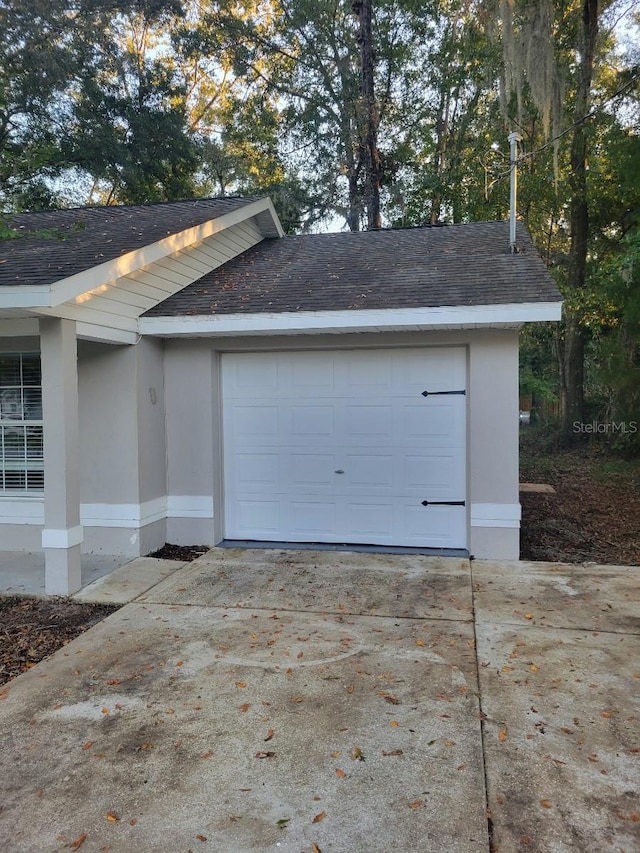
left=421, top=389, right=466, bottom=397
left=421, top=500, right=466, bottom=506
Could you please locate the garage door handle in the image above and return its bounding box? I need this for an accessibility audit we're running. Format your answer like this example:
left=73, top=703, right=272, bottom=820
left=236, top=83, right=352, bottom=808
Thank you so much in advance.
left=421, top=390, right=465, bottom=397
left=421, top=500, right=466, bottom=506
left=335, top=469, right=345, bottom=474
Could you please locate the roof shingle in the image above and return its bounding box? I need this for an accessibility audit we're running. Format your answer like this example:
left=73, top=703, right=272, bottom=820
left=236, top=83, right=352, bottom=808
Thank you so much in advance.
left=0, top=197, right=257, bottom=288
left=143, top=220, right=561, bottom=317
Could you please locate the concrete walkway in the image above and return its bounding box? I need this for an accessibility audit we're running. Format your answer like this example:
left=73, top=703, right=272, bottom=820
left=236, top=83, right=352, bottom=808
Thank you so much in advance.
left=0, top=549, right=638, bottom=853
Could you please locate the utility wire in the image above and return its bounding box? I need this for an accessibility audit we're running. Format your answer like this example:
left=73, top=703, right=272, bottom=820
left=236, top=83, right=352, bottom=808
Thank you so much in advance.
left=517, top=70, right=639, bottom=163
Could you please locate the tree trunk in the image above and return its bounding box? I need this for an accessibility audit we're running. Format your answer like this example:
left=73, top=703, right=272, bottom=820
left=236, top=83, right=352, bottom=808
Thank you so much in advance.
left=561, top=0, right=598, bottom=440
left=353, top=0, right=382, bottom=230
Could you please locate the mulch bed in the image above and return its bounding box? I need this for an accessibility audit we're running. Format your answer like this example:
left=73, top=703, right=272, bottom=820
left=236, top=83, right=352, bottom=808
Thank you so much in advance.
left=520, top=452, right=640, bottom=565
left=0, top=597, right=120, bottom=688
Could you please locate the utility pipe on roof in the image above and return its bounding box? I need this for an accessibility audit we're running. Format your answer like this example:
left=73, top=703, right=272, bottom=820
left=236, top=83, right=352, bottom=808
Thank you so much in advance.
left=508, top=131, right=522, bottom=253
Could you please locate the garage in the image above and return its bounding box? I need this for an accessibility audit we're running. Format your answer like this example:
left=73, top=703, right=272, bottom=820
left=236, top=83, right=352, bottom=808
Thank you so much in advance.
left=221, top=347, right=467, bottom=549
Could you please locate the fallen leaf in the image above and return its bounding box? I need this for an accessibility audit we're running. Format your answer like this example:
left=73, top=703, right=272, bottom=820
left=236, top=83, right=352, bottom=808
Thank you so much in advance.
left=529, top=664, right=539, bottom=673
left=331, top=751, right=342, bottom=758
left=390, top=720, right=399, bottom=728
left=311, top=844, right=322, bottom=853
left=540, top=800, right=552, bottom=809
left=383, top=695, right=400, bottom=705
left=276, top=818, right=290, bottom=828
left=69, top=834, right=87, bottom=850
left=0, top=687, right=9, bottom=700
left=264, top=728, right=275, bottom=742
left=101, top=708, right=109, bottom=715
left=457, top=764, right=466, bottom=771
left=105, top=812, right=119, bottom=822
left=347, top=684, right=355, bottom=694
left=105, top=679, right=121, bottom=685
left=415, top=639, right=425, bottom=647
left=382, top=749, right=403, bottom=756
left=312, top=811, right=326, bottom=823
left=408, top=800, right=424, bottom=809
left=335, top=768, right=346, bottom=778
left=201, top=751, right=214, bottom=759
left=443, top=739, right=456, bottom=746
left=524, top=613, right=534, bottom=620
left=350, top=746, right=365, bottom=761
left=81, top=741, right=93, bottom=751
left=129, top=819, right=137, bottom=826
left=293, top=696, right=304, bottom=703
left=239, top=703, right=251, bottom=713
left=255, top=750, right=276, bottom=759
left=498, top=728, right=508, bottom=742
left=195, top=834, right=207, bottom=842
left=235, top=681, right=247, bottom=689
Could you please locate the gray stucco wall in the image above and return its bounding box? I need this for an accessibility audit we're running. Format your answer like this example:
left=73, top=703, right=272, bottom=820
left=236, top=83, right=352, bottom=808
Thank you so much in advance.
left=1, top=328, right=522, bottom=559
left=162, top=329, right=522, bottom=559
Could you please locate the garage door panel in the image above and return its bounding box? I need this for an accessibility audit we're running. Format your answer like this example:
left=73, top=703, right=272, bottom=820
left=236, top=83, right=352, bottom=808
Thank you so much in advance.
left=235, top=500, right=280, bottom=534
left=348, top=502, right=395, bottom=536
left=228, top=355, right=280, bottom=393
left=346, top=405, right=393, bottom=436
left=345, top=454, right=393, bottom=487
left=291, top=406, right=335, bottom=436
left=290, top=454, right=335, bottom=485
left=235, top=453, right=279, bottom=486
left=223, top=348, right=467, bottom=548
left=403, top=504, right=466, bottom=547
left=402, top=401, right=465, bottom=446
left=291, top=501, right=336, bottom=534
left=291, top=354, right=335, bottom=389
left=404, top=454, right=465, bottom=497
left=399, top=350, right=466, bottom=393
left=346, top=351, right=393, bottom=389
left=233, top=406, right=279, bottom=437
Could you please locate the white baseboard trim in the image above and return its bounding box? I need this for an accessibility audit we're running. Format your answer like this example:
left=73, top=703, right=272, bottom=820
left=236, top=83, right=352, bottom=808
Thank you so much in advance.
left=167, top=495, right=214, bottom=519
left=471, top=502, right=521, bottom=529
left=2, top=496, right=214, bottom=529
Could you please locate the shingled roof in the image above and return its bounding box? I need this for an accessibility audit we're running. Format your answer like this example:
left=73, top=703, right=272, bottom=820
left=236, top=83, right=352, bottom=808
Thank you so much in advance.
left=0, top=196, right=256, bottom=288
left=143, top=220, right=561, bottom=318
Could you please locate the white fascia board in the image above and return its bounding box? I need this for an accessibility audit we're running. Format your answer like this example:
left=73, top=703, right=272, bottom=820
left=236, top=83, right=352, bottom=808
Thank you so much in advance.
left=75, top=321, right=139, bottom=345
left=139, top=300, right=563, bottom=338
left=39, top=197, right=282, bottom=308
left=0, top=286, right=52, bottom=310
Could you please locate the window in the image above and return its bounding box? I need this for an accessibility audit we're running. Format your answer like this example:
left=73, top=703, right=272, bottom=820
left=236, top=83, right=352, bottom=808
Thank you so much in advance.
left=0, top=353, right=43, bottom=492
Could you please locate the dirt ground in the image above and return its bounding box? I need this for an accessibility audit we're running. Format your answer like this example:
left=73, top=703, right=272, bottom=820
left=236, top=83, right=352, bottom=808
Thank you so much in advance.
left=1, top=450, right=638, bottom=689
left=520, top=446, right=640, bottom=565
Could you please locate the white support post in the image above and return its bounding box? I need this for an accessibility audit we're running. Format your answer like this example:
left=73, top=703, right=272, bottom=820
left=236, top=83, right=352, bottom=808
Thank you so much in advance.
left=40, top=318, right=83, bottom=595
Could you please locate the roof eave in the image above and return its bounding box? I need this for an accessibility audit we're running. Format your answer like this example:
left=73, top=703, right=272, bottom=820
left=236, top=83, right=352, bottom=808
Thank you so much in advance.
left=0, top=197, right=283, bottom=312
left=139, top=300, right=563, bottom=338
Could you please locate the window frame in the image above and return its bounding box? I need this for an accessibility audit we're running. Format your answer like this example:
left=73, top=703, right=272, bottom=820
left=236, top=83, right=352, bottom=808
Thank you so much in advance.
left=0, top=352, right=44, bottom=495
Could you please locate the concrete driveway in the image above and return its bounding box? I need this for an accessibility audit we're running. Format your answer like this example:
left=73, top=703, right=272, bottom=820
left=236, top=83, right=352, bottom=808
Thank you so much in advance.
left=0, top=550, right=638, bottom=853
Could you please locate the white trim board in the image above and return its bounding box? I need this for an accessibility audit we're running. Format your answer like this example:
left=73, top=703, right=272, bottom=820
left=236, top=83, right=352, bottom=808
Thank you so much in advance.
left=0, top=496, right=215, bottom=528
left=471, top=503, right=521, bottom=529
left=140, top=301, right=563, bottom=338
left=42, top=525, right=83, bottom=549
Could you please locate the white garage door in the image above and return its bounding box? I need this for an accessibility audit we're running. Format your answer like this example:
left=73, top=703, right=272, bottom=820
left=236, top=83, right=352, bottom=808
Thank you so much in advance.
left=222, top=347, right=467, bottom=548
